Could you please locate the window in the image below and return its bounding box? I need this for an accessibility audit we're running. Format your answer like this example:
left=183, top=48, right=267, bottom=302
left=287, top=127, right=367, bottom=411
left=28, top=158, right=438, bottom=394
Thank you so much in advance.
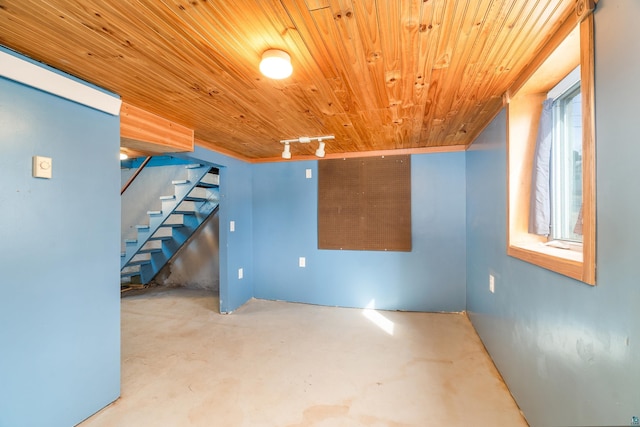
left=550, top=75, right=582, bottom=244
left=506, top=7, right=595, bottom=285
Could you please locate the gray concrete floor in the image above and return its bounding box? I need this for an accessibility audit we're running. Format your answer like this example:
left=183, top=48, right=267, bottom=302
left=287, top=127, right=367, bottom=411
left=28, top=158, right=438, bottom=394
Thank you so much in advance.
left=79, top=287, right=528, bottom=426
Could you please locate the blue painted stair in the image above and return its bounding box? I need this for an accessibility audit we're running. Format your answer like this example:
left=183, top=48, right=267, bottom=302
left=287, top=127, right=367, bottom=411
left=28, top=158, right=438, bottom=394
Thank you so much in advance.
left=120, top=164, right=219, bottom=284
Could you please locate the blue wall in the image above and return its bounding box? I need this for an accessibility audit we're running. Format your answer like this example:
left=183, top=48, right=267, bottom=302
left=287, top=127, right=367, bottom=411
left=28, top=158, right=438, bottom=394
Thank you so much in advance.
left=183, top=146, right=254, bottom=313
left=466, top=2, right=640, bottom=425
left=0, top=54, right=121, bottom=426
left=252, top=153, right=466, bottom=312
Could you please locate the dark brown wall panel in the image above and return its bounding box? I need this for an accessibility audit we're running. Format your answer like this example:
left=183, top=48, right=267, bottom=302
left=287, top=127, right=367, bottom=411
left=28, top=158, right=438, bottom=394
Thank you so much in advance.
left=318, top=155, right=411, bottom=251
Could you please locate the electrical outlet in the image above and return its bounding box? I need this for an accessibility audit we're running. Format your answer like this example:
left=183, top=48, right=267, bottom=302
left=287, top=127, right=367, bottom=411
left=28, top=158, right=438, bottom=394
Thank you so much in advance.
left=489, top=274, right=495, bottom=293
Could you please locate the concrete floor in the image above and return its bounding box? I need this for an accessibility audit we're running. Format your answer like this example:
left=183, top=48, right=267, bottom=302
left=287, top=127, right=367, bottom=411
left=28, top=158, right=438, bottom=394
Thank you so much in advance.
left=79, top=287, right=528, bottom=427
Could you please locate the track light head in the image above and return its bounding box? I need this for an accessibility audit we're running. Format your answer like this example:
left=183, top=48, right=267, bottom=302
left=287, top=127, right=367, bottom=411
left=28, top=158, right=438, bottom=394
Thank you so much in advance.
left=282, top=143, right=292, bottom=159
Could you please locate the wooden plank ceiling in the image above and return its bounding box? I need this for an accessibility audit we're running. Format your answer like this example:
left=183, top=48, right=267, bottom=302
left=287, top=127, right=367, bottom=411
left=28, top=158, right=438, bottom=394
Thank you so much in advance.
left=0, top=0, right=576, bottom=161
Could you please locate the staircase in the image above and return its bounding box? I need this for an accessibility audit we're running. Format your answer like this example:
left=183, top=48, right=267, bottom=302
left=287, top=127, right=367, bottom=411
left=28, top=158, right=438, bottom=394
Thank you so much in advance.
left=121, top=163, right=219, bottom=284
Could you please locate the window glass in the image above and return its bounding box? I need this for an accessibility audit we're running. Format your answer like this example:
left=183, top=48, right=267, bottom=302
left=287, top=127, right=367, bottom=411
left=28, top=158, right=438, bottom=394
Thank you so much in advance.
left=551, top=78, right=582, bottom=243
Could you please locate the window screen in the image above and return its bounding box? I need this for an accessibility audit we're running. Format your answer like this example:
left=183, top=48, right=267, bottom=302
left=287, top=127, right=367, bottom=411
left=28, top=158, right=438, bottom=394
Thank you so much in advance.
left=318, top=155, right=411, bottom=251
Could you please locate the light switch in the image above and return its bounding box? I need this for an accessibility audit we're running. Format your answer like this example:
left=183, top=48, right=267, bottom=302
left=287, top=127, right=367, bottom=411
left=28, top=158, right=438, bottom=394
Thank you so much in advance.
left=238, top=268, right=243, bottom=279
left=230, top=221, right=235, bottom=232
left=305, top=169, right=312, bottom=179
left=33, top=156, right=52, bottom=179
left=299, top=257, right=306, bottom=268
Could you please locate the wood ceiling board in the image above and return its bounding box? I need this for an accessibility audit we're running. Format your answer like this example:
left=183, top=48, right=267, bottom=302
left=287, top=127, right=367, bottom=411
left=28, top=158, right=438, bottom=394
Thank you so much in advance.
left=0, top=0, right=577, bottom=160
left=476, top=0, right=573, bottom=102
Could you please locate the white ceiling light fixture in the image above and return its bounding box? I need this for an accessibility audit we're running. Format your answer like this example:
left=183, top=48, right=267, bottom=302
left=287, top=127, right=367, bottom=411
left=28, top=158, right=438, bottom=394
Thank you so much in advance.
left=260, top=49, right=293, bottom=80
left=280, top=135, right=334, bottom=160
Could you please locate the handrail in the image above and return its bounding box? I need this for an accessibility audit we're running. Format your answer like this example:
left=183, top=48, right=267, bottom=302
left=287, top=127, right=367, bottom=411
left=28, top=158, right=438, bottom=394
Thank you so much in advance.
left=120, top=156, right=152, bottom=195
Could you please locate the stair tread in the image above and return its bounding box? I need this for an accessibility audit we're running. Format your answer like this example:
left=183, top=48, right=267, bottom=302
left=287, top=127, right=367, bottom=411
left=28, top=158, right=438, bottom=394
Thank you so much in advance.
left=159, top=223, right=184, bottom=228
left=125, top=239, right=137, bottom=244
left=126, top=259, right=150, bottom=266
left=159, top=195, right=175, bottom=201
left=148, top=235, right=172, bottom=241
left=148, top=210, right=162, bottom=215
left=185, top=164, right=204, bottom=169
left=196, top=182, right=218, bottom=188
left=138, top=248, right=162, bottom=254
left=173, top=210, right=196, bottom=215
left=172, top=179, right=190, bottom=185
left=184, top=196, right=208, bottom=202
left=136, top=224, right=149, bottom=230
left=120, top=271, right=141, bottom=278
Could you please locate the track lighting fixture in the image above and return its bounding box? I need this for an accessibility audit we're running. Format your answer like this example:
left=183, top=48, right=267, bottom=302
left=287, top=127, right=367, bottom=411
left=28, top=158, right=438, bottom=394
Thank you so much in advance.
left=281, top=142, right=292, bottom=159
left=279, top=135, right=334, bottom=160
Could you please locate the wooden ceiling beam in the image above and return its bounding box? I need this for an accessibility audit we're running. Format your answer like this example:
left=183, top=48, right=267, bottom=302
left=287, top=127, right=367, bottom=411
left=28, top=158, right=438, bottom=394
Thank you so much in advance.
left=120, top=102, right=194, bottom=154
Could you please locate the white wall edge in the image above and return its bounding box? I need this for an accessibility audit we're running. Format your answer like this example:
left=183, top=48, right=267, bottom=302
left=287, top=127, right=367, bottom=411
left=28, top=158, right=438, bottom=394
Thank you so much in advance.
left=0, top=50, right=121, bottom=116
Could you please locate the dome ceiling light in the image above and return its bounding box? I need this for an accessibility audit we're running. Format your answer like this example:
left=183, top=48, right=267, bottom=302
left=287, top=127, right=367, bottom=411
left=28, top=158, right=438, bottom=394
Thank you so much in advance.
left=260, top=49, right=293, bottom=80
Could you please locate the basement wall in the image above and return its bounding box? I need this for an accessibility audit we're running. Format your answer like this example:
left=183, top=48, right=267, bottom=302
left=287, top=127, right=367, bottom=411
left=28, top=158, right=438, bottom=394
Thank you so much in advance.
left=0, top=50, right=121, bottom=426
left=252, top=153, right=466, bottom=312
left=465, top=1, right=640, bottom=425
left=129, top=151, right=466, bottom=312
left=183, top=146, right=254, bottom=313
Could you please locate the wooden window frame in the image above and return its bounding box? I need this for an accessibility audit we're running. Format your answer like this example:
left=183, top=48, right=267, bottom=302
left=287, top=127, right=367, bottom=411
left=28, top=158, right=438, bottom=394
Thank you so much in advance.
left=506, top=5, right=596, bottom=285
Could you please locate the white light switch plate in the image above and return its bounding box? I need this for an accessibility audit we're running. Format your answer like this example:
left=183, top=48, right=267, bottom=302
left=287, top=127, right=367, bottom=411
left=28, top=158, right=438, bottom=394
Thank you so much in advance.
left=230, top=221, right=235, bottom=232
left=299, top=257, right=306, bottom=267
left=305, top=169, right=312, bottom=179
